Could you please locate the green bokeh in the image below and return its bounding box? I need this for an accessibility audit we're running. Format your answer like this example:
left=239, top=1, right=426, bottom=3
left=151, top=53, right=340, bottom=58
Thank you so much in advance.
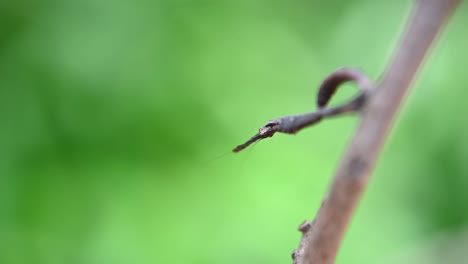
left=1, top=1, right=467, bottom=263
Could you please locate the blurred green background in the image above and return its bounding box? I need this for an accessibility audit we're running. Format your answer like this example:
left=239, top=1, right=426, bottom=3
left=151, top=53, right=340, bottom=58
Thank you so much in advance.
left=1, top=0, right=468, bottom=263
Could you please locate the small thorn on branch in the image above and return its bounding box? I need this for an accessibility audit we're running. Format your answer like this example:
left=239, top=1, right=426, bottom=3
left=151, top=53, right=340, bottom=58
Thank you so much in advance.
left=298, top=221, right=312, bottom=233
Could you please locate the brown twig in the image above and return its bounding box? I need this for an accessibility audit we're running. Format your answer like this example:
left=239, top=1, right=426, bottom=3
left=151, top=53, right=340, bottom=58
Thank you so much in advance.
left=234, top=0, right=460, bottom=263
left=294, top=1, right=459, bottom=263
